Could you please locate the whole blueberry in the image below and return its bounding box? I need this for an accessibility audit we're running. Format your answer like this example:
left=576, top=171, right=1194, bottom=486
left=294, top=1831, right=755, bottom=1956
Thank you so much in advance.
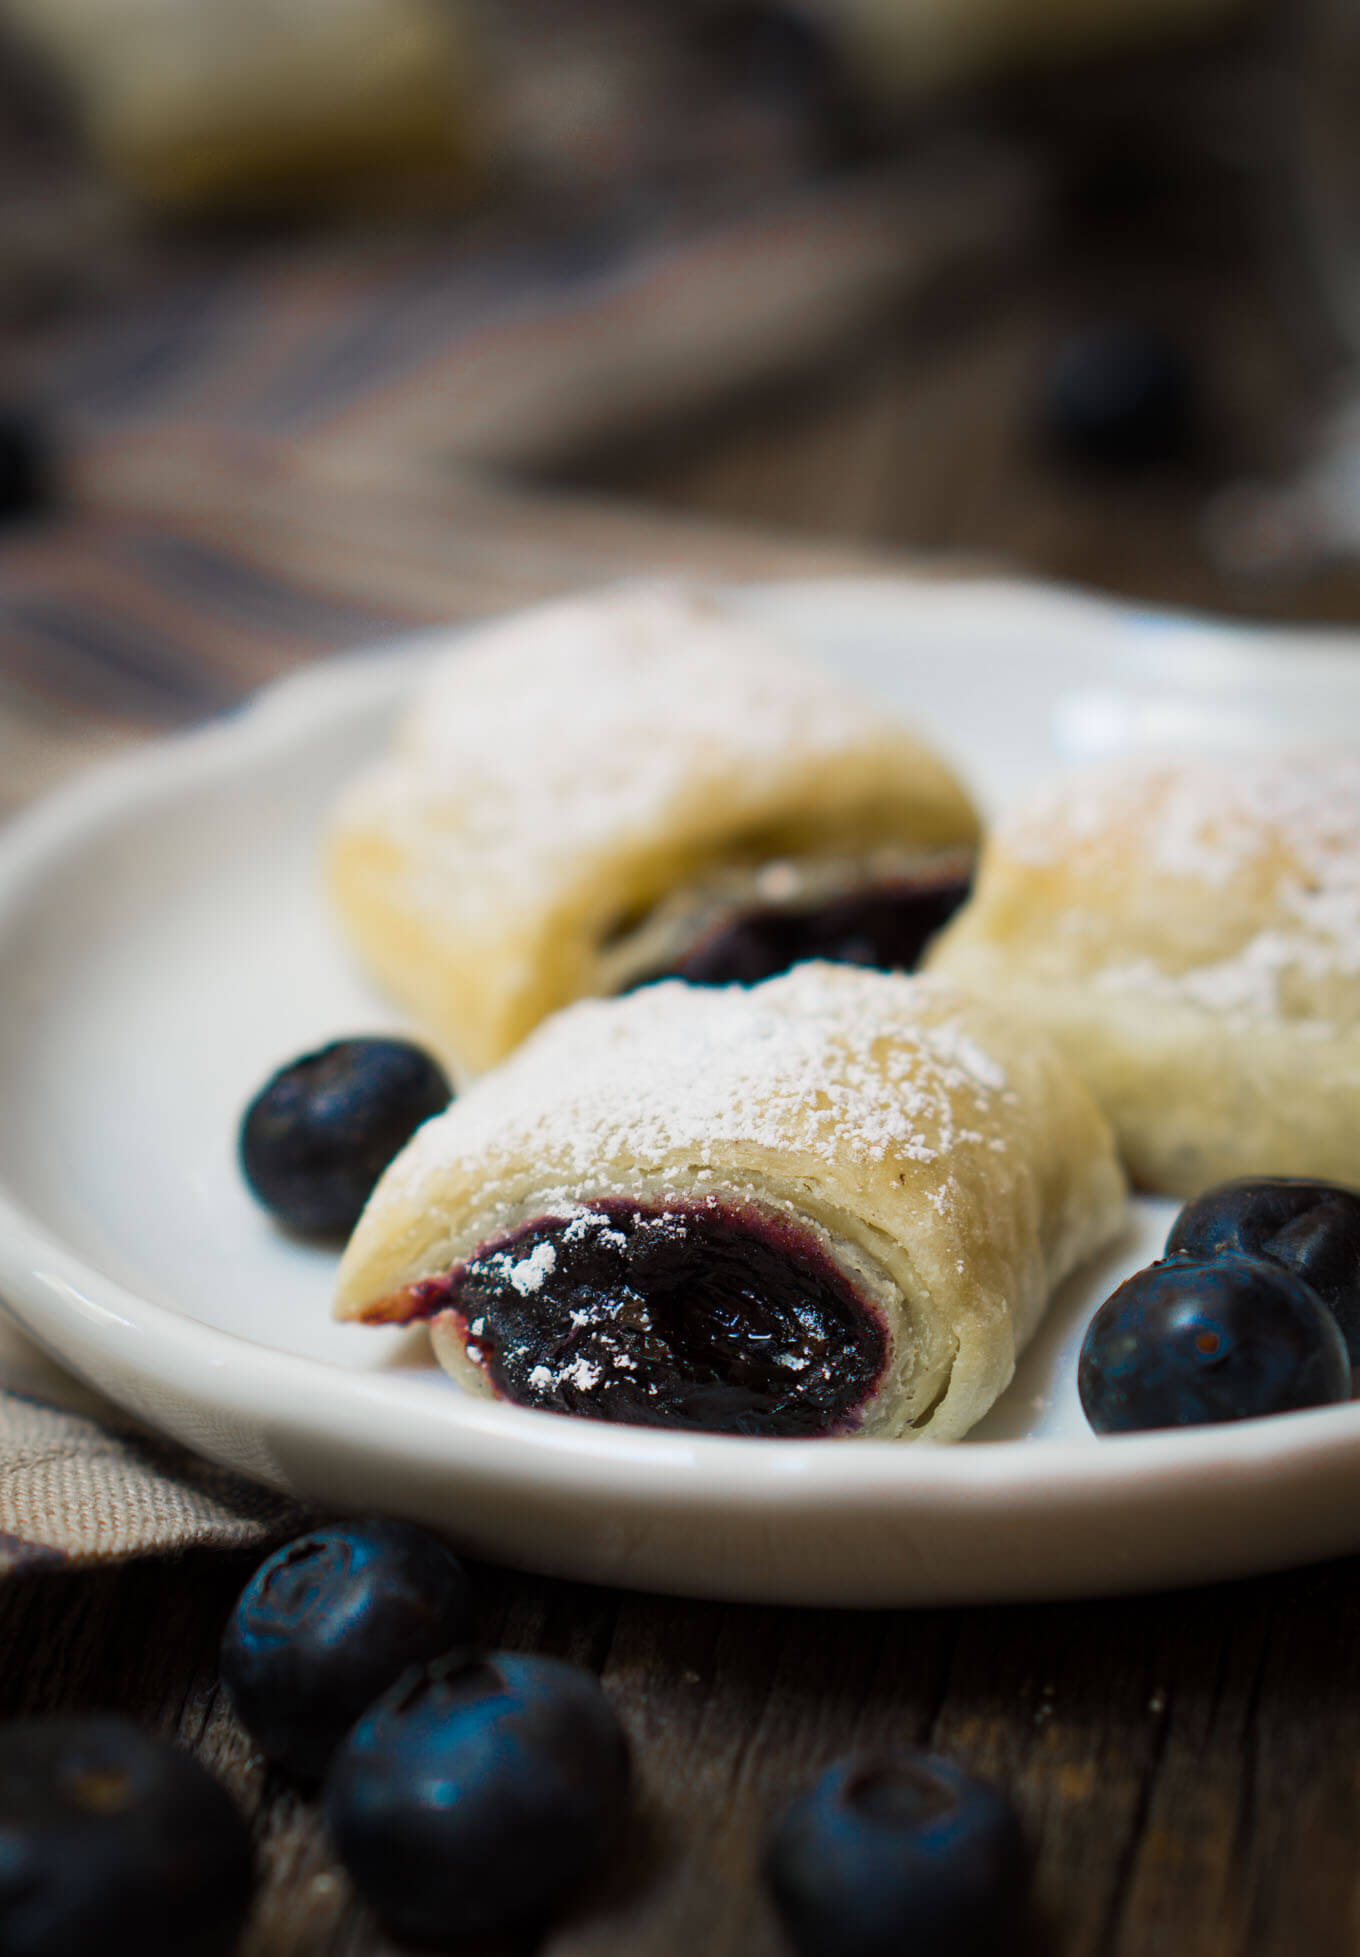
left=239, top=1037, right=451, bottom=1235
left=698, top=0, right=871, bottom=165
left=712, top=2, right=842, bottom=108
left=762, top=1750, right=1027, bottom=1957
left=1078, top=1255, right=1350, bottom=1435
left=1166, top=1177, right=1360, bottom=1364
left=0, top=1714, right=254, bottom=1957
left=325, top=1649, right=630, bottom=1948
left=1040, top=323, right=1194, bottom=470
left=221, top=1519, right=469, bottom=1781
left=0, top=409, right=50, bottom=523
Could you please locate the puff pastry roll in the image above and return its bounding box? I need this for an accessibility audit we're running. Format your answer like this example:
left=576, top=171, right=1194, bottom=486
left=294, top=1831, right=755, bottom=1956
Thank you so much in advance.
left=928, top=750, right=1360, bottom=1197
left=326, top=584, right=980, bottom=1078
left=335, top=965, right=1126, bottom=1442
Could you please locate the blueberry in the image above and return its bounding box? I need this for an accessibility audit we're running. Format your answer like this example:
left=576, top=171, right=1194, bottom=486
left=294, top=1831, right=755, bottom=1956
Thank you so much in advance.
left=698, top=2, right=865, bottom=161
left=0, top=409, right=50, bottom=523
left=1078, top=1255, right=1350, bottom=1435
left=762, top=1750, right=1028, bottom=1957
left=221, top=1519, right=469, bottom=1781
left=0, top=1714, right=253, bottom=1957
left=710, top=2, right=842, bottom=106
left=325, top=1649, right=630, bottom=1948
left=1166, top=1177, right=1360, bottom=1365
left=239, top=1037, right=451, bottom=1235
left=1040, top=323, right=1194, bottom=470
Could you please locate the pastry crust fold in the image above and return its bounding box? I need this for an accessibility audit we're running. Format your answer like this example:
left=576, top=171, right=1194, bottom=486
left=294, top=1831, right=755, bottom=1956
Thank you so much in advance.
left=927, top=751, right=1360, bottom=1196
left=335, top=966, right=1126, bottom=1442
left=325, top=584, right=980, bottom=1077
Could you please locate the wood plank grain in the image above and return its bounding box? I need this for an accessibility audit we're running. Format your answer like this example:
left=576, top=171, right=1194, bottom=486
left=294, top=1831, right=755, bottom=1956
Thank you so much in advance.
left=4, top=1549, right=1360, bottom=1955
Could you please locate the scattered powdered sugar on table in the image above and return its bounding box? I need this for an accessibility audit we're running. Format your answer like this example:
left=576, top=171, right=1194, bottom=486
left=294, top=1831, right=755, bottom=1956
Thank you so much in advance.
left=383, top=966, right=1015, bottom=1201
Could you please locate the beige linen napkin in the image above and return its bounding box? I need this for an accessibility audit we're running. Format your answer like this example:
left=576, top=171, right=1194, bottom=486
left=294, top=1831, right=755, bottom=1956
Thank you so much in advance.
left=0, top=1317, right=308, bottom=1573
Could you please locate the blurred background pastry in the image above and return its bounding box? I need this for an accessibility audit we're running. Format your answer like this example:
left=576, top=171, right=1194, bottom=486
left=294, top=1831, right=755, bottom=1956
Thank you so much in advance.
left=0, top=0, right=480, bottom=213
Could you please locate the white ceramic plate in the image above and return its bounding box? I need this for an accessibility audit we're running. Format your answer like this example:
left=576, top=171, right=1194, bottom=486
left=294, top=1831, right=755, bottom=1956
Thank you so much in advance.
left=4, top=576, right=1360, bottom=1607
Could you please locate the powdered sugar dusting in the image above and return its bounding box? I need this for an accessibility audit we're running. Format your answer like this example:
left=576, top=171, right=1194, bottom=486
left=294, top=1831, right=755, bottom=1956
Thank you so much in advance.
left=380, top=966, right=1014, bottom=1211
left=1010, top=751, right=1360, bottom=890
left=1004, top=751, right=1360, bottom=1023
left=917, top=1023, right=1009, bottom=1093
left=336, top=582, right=964, bottom=926
left=506, top=1240, right=558, bottom=1295
left=533, top=1354, right=603, bottom=1394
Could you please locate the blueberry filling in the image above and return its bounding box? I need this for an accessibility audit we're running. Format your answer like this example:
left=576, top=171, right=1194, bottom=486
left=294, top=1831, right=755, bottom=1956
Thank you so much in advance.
left=398, top=1201, right=889, bottom=1437
left=628, top=865, right=973, bottom=991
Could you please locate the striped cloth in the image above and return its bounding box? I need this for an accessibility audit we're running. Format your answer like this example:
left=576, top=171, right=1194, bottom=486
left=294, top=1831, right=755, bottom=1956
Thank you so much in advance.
left=0, top=1325, right=305, bottom=1574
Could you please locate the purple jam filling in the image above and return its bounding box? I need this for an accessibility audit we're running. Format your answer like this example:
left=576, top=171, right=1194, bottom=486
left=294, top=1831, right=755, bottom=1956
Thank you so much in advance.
left=418, top=1199, right=889, bottom=1438
left=629, top=867, right=973, bottom=991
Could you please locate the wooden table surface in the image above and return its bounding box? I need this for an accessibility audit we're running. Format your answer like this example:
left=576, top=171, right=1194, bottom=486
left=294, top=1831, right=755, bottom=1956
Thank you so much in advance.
left=4, top=61, right=1360, bottom=1947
